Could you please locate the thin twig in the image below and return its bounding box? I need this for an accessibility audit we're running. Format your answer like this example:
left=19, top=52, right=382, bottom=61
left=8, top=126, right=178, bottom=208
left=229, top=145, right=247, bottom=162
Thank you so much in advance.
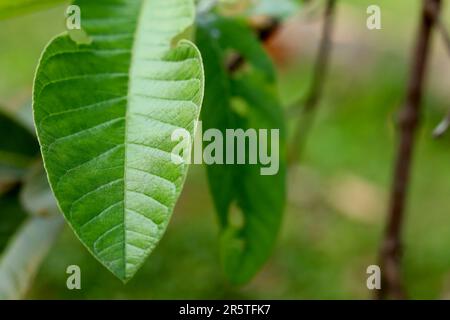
left=429, top=1, right=450, bottom=138
left=289, top=0, right=337, bottom=164
left=377, top=0, right=441, bottom=300
left=426, top=0, right=450, bottom=56
left=437, top=20, right=450, bottom=56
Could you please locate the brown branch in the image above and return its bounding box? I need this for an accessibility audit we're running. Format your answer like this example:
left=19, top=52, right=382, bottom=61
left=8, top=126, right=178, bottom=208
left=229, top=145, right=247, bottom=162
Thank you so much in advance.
left=289, top=0, right=337, bottom=164
left=377, top=0, right=441, bottom=300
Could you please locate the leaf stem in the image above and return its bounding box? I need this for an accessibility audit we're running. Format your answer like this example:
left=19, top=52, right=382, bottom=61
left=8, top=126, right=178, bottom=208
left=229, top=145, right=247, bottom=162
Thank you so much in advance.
left=426, top=0, right=450, bottom=57
left=289, top=0, right=337, bottom=164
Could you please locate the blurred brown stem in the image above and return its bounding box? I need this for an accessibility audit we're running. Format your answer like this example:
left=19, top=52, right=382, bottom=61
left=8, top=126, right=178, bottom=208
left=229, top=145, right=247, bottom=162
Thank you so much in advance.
left=289, top=0, right=337, bottom=164
left=378, top=0, right=441, bottom=300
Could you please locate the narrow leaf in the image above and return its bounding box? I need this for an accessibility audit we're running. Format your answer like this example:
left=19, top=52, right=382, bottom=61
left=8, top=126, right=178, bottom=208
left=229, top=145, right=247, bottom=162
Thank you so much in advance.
left=33, top=0, right=204, bottom=281
left=0, top=216, right=63, bottom=300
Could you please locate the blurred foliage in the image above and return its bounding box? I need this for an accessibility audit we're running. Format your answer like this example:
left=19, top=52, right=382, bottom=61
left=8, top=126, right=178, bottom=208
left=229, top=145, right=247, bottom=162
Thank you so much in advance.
left=0, top=215, right=63, bottom=299
left=20, top=161, right=59, bottom=217
left=197, top=14, right=286, bottom=285
left=0, top=0, right=67, bottom=20
left=0, top=0, right=449, bottom=299
left=0, top=187, right=28, bottom=252
left=0, top=109, right=39, bottom=186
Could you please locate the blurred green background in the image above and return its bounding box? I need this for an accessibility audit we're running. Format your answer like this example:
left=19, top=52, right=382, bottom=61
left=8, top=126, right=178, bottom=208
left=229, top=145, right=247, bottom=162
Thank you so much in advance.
left=0, top=0, right=449, bottom=299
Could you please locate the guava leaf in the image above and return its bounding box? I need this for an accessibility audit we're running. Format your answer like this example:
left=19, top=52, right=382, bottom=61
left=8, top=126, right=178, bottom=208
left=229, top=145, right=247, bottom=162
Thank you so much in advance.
left=33, top=0, right=204, bottom=281
left=197, top=16, right=286, bottom=285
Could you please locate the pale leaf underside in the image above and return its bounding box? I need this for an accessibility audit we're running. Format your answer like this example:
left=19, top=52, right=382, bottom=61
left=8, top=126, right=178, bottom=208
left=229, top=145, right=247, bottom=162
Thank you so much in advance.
left=33, top=0, right=204, bottom=281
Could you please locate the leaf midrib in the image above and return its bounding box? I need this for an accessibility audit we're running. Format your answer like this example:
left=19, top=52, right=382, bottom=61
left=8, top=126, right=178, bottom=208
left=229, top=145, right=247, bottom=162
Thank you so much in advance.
left=122, top=0, right=149, bottom=279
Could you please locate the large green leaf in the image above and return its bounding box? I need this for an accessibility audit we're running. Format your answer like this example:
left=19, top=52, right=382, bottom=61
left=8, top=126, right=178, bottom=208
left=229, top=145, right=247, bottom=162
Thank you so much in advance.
left=33, top=0, right=204, bottom=281
left=0, top=0, right=67, bottom=20
left=0, top=109, right=40, bottom=192
left=0, top=215, right=63, bottom=300
left=197, top=16, right=286, bottom=285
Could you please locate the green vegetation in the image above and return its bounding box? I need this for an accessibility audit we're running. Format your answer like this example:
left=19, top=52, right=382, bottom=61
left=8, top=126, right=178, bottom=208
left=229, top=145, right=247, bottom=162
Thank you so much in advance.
left=0, top=0, right=449, bottom=299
